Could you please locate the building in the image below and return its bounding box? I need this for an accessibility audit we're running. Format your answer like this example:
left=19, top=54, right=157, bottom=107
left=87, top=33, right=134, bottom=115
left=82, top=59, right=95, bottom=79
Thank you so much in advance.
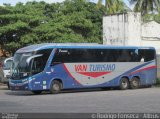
left=103, top=12, right=160, bottom=54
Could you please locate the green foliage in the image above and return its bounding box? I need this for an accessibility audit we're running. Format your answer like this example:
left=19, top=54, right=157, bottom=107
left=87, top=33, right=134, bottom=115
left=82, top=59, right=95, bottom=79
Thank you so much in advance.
left=154, top=14, right=160, bottom=23
left=142, top=13, right=160, bottom=23
left=142, top=14, right=155, bottom=22
left=0, top=0, right=105, bottom=55
left=129, top=0, right=160, bottom=16
left=96, top=0, right=129, bottom=15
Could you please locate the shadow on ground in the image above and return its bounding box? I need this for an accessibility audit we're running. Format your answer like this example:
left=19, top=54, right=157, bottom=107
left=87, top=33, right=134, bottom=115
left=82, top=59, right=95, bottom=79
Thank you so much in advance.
left=4, top=87, right=117, bottom=96
left=3, top=85, right=155, bottom=96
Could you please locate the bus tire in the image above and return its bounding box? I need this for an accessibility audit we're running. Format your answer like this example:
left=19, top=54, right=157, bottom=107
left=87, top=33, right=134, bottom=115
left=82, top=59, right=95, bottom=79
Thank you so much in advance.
left=130, top=77, right=140, bottom=89
left=119, top=77, right=129, bottom=90
left=32, top=91, right=42, bottom=95
left=50, top=80, right=62, bottom=94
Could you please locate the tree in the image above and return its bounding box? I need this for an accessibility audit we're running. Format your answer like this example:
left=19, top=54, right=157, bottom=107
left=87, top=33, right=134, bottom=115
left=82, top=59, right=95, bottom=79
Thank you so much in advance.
left=96, top=0, right=128, bottom=14
left=0, top=1, right=51, bottom=54
left=129, top=0, right=160, bottom=15
left=0, top=0, right=105, bottom=55
left=37, top=0, right=105, bottom=43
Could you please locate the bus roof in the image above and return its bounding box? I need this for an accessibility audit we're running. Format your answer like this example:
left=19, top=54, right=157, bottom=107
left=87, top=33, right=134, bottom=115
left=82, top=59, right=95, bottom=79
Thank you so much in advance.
left=16, top=43, right=155, bottom=53
left=16, top=43, right=100, bottom=53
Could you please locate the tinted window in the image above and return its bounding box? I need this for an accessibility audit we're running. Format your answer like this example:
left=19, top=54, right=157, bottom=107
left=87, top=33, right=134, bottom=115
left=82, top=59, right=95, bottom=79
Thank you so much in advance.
left=138, top=49, right=155, bottom=62
left=52, top=49, right=71, bottom=63
left=100, top=49, right=139, bottom=62
left=51, top=48, right=155, bottom=63
left=31, top=49, right=52, bottom=74
left=116, top=49, right=137, bottom=62
left=52, top=49, right=97, bottom=63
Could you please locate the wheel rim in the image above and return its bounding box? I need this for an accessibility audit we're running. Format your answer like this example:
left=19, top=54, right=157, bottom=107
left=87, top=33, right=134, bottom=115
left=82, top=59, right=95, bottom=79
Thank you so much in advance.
left=122, top=80, right=128, bottom=88
left=132, top=79, right=139, bottom=87
left=53, top=83, right=60, bottom=91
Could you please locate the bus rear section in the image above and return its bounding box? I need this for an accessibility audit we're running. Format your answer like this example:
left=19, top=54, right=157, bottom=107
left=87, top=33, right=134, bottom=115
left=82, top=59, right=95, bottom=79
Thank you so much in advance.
left=9, top=44, right=157, bottom=94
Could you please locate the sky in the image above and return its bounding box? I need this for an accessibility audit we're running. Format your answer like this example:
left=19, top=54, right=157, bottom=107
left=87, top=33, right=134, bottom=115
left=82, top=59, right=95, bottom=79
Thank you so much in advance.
left=0, top=0, right=130, bottom=7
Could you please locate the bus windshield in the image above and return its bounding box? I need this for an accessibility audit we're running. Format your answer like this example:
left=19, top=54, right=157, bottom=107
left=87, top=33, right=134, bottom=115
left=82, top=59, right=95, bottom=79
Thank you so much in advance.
left=11, top=49, right=53, bottom=80
left=11, top=52, right=33, bottom=80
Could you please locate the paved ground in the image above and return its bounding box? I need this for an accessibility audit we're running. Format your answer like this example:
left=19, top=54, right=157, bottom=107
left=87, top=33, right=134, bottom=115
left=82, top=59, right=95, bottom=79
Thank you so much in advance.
left=0, top=86, right=160, bottom=113
left=0, top=83, right=7, bottom=90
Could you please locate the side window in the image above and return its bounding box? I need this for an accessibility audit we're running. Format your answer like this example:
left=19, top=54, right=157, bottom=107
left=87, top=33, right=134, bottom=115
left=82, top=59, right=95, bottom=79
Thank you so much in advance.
left=130, top=49, right=139, bottom=62
left=138, top=49, right=155, bottom=62
left=101, top=49, right=118, bottom=62
left=36, top=49, right=53, bottom=64
left=32, top=49, right=52, bottom=74
left=98, top=49, right=139, bottom=62
left=93, top=49, right=104, bottom=62
left=31, top=57, right=44, bottom=74
left=52, top=48, right=154, bottom=63
left=79, top=49, right=97, bottom=62
left=76, top=49, right=101, bottom=62
left=52, top=49, right=70, bottom=64
left=116, top=49, right=131, bottom=62
left=52, top=49, right=99, bottom=63
left=69, top=49, right=87, bottom=62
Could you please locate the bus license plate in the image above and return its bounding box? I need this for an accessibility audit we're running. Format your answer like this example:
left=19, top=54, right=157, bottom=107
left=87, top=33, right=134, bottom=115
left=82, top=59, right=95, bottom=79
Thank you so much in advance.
left=15, top=86, right=19, bottom=90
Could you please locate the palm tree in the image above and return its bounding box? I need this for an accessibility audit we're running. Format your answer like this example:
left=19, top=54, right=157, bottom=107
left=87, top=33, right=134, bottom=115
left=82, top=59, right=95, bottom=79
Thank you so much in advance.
left=129, top=0, right=160, bottom=15
left=97, top=0, right=127, bottom=15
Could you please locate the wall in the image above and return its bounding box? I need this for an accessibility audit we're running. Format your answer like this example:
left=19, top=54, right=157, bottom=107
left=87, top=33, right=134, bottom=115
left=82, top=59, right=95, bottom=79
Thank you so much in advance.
left=103, top=14, right=128, bottom=45
left=141, top=21, right=160, bottom=54
left=103, top=12, right=141, bottom=46
left=127, top=12, right=141, bottom=46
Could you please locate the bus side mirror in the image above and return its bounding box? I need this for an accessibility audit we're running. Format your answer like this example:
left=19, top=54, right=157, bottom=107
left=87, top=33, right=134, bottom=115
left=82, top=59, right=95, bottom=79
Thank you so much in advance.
left=26, top=54, right=43, bottom=66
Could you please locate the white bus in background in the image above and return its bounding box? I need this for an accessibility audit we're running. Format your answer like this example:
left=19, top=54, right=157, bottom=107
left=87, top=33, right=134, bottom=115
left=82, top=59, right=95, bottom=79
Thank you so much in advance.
left=1, top=57, right=13, bottom=88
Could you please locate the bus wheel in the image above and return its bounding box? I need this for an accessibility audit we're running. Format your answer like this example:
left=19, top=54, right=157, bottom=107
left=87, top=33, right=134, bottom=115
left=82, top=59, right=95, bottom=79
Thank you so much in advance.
left=130, top=77, right=140, bottom=89
left=50, top=80, right=62, bottom=94
left=32, top=91, right=42, bottom=95
left=119, top=78, right=129, bottom=90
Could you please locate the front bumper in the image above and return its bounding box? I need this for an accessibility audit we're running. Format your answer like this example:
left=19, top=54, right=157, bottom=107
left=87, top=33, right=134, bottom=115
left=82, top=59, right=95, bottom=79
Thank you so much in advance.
left=9, top=79, right=30, bottom=91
